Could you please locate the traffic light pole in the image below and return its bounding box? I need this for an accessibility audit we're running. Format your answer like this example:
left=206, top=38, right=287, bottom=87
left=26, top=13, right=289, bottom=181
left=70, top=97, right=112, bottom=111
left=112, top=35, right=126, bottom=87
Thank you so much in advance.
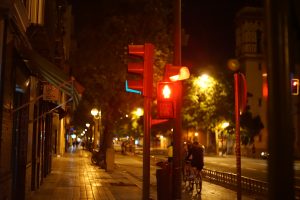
left=172, top=81, right=182, bottom=200
left=172, top=0, right=182, bottom=199
left=126, top=43, right=154, bottom=200
left=143, top=96, right=151, bottom=200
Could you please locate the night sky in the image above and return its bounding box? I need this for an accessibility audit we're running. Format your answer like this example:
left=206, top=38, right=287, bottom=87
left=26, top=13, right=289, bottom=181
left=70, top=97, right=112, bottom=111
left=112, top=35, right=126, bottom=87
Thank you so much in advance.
left=72, top=0, right=243, bottom=72
left=182, top=1, right=242, bottom=71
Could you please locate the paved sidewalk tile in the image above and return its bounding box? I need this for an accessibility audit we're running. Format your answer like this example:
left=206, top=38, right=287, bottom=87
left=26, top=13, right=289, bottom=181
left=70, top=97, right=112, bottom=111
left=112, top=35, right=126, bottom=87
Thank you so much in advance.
left=29, top=149, right=118, bottom=200
left=29, top=148, right=264, bottom=200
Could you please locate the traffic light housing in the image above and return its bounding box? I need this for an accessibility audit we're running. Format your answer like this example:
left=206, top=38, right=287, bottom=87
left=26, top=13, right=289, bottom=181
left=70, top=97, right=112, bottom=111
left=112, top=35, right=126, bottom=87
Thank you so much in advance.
left=126, top=43, right=154, bottom=97
left=291, top=78, right=299, bottom=95
left=157, top=81, right=176, bottom=118
left=164, top=64, right=190, bottom=82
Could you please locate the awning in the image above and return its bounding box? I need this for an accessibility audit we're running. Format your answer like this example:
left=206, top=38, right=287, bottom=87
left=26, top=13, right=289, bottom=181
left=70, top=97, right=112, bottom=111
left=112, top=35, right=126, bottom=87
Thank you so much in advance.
left=22, top=48, right=84, bottom=109
left=9, top=13, right=84, bottom=112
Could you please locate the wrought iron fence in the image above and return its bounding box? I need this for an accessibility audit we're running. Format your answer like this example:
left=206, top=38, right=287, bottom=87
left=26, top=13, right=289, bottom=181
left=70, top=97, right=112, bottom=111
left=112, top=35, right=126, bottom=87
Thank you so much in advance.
left=202, top=168, right=300, bottom=199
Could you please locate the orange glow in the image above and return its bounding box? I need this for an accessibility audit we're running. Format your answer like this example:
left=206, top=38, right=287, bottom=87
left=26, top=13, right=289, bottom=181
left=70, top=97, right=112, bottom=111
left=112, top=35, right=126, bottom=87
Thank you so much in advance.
left=262, top=78, right=268, bottom=98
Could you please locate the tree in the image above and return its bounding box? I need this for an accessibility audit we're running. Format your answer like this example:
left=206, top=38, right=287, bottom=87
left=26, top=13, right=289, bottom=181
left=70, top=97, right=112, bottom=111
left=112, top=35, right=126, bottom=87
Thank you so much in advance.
left=182, top=68, right=264, bottom=153
left=70, top=0, right=174, bottom=153
left=183, top=70, right=234, bottom=135
left=240, top=107, right=264, bottom=145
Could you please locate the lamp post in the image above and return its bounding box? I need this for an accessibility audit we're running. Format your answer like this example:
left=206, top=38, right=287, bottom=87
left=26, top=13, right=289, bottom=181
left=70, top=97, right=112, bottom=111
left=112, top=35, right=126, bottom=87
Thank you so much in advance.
left=228, top=59, right=247, bottom=200
left=85, top=123, right=91, bottom=149
left=91, top=108, right=101, bottom=149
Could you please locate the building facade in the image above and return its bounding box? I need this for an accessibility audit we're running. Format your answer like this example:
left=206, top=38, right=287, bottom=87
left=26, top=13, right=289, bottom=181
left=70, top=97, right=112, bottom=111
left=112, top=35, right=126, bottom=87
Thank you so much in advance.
left=235, top=2, right=300, bottom=158
left=235, top=4, right=268, bottom=155
left=0, top=0, right=83, bottom=199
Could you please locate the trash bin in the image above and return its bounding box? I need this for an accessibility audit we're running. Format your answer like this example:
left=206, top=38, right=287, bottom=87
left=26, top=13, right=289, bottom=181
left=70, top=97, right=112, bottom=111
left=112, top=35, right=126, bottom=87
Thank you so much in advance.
left=156, top=161, right=172, bottom=200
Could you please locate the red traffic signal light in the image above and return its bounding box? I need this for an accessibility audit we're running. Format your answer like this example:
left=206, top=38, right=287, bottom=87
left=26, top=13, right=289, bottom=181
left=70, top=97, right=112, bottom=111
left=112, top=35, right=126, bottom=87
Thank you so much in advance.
left=126, top=43, right=154, bottom=97
left=157, top=82, right=176, bottom=119
left=291, top=78, right=299, bottom=95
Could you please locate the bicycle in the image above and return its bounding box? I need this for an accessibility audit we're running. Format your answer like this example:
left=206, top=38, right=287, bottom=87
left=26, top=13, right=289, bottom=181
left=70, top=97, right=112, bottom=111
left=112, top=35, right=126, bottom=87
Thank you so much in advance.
left=183, top=160, right=202, bottom=194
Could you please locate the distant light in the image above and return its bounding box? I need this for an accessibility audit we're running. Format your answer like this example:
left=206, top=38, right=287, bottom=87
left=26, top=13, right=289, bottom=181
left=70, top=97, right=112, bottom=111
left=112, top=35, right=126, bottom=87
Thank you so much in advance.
left=71, top=134, right=76, bottom=139
left=221, top=122, right=229, bottom=129
left=135, top=108, right=143, bottom=116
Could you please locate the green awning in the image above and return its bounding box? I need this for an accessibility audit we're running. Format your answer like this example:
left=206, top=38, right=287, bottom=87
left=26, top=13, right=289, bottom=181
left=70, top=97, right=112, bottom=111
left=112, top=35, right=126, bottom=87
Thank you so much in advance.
left=22, top=48, right=84, bottom=108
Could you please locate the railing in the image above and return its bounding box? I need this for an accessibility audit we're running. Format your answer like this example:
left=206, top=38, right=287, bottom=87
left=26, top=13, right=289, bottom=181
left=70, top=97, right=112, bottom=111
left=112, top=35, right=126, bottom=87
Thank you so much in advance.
left=202, top=168, right=300, bottom=198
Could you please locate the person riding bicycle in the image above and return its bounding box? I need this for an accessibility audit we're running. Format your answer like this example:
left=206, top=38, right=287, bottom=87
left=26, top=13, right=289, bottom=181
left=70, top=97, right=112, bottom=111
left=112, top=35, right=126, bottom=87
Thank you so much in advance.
left=185, top=141, right=204, bottom=171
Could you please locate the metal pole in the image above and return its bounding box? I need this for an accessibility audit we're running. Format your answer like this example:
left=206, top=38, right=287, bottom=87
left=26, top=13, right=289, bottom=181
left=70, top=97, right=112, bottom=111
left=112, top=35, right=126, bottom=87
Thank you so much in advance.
left=234, top=73, right=242, bottom=200
left=265, top=0, right=295, bottom=198
left=143, top=96, right=151, bottom=200
left=173, top=0, right=182, bottom=199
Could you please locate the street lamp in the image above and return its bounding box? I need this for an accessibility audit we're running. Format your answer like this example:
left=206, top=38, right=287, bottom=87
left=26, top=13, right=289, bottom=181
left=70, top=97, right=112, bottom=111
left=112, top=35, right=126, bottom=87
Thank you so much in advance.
left=85, top=123, right=91, bottom=148
left=91, top=108, right=101, bottom=119
left=194, top=73, right=216, bottom=91
left=91, top=108, right=101, bottom=148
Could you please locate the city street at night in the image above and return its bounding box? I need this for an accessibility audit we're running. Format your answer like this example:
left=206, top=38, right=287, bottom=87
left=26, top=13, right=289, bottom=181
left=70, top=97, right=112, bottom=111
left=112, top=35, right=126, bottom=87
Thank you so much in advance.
left=1, top=0, right=300, bottom=199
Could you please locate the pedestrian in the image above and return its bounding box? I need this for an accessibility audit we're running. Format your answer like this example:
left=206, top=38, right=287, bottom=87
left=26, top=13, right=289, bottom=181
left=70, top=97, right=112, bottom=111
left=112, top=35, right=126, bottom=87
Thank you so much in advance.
left=167, top=142, right=173, bottom=162
left=185, top=141, right=204, bottom=171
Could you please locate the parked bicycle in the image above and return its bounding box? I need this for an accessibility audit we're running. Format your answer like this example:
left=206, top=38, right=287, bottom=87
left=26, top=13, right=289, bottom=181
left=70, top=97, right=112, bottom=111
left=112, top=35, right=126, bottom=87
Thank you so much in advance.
left=91, top=148, right=106, bottom=168
left=183, top=160, right=202, bottom=194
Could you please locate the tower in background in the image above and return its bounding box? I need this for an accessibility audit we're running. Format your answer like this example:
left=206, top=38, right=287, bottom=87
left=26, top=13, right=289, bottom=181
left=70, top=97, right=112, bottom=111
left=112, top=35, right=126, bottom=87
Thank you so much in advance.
left=235, top=3, right=268, bottom=153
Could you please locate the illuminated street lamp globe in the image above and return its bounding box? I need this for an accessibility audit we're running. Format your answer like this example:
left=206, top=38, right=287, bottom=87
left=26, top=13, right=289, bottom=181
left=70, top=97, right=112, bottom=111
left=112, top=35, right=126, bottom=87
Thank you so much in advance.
left=91, top=108, right=100, bottom=119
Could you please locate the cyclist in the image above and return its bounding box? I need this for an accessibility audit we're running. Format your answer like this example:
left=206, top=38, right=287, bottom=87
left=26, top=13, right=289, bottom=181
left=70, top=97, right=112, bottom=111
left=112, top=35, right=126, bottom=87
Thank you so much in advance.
left=184, top=141, right=204, bottom=194
left=185, top=141, right=204, bottom=171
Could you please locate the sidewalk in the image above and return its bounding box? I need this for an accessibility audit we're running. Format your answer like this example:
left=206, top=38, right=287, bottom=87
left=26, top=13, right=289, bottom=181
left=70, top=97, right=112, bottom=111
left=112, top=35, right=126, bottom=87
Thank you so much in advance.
left=29, top=148, right=262, bottom=200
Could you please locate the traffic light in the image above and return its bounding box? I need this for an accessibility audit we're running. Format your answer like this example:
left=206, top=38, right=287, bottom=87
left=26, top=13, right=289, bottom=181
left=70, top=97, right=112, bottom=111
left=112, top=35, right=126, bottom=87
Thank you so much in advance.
left=157, top=81, right=176, bottom=118
left=126, top=43, right=154, bottom=97
left=164, top=64, right=190, bottom=81
left=291, top=78, right=299, bottom=95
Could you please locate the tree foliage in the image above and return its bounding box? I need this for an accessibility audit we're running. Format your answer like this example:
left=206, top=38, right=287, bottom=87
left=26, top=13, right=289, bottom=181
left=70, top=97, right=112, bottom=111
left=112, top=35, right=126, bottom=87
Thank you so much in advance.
left=70, top=0, right=174, bottom=149
left=182, top=68, right=264, bottom=147
left=182, top=69, right=234, bottom=134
